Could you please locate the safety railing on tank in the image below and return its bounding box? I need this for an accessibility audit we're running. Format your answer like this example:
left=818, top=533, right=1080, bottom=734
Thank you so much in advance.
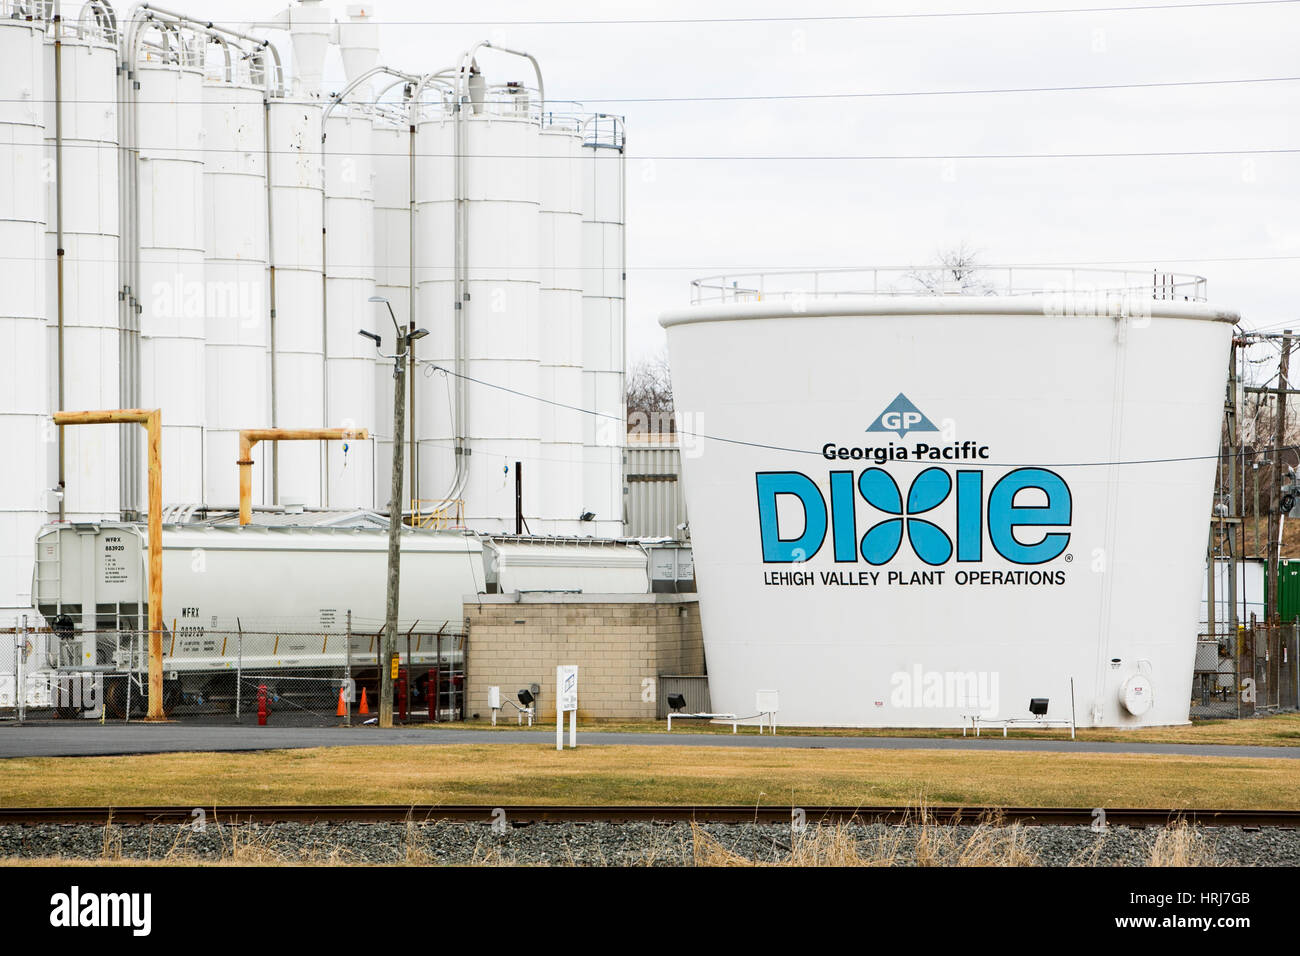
left=690, top=266, right=1208, bottom=305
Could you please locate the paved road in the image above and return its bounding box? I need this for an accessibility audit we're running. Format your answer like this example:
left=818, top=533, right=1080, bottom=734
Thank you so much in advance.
left=1, top=723, right=1297, bottom=760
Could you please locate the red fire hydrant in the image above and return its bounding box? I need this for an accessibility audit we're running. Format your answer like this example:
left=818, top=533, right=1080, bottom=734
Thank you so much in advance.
left=257, top=683, right=269, bottom=726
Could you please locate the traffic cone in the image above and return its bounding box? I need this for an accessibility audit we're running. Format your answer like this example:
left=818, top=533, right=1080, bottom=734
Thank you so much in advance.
left=359, top=687, right=369, bottom=715
left=337, top=685, right=347, bottom=717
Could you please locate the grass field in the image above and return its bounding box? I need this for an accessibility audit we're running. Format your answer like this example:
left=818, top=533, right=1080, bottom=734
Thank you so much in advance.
left=2, top=744, right=1298, bottom=809
left=440, top=712, right=1300, bottom=747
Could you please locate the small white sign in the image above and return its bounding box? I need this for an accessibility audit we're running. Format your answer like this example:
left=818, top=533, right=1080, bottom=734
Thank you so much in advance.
left=556, top=665, right=578, bottom=750
left=558, top=665, right=578, bottom=711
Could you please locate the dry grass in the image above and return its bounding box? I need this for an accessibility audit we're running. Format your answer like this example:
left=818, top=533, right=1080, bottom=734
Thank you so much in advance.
left=1149, top=821, right=1222, bottom=867
left=0, top=813, right=1232, bottom=868
left=1, top=744, right=1298, bottom=811
left=441, top=712, right=1300, bottom=748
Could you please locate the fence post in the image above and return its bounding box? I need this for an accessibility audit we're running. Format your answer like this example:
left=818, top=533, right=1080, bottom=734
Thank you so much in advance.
left=16, top=615, right=25, bottom=724
left=344, top=611, right=352, bottom=728
left=125, top=632, right=132, bottom=723
left=236, top=623, right=243, bottom=721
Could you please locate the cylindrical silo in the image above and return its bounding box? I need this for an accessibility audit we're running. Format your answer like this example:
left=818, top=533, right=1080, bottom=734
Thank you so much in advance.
left=413, top=104, right=454, bottom=518
left=322, top=104, right=377, bottom=509
left=369, top=113, right=411, bottom=511
left=662, top=274, right=1236, bottom=728
left=448, top=99, right=543, bottom=531
left=43, top=25, right=119, bottom=522
left=580, top=115, right=626, bottom=538
left=137, top=48, right=207, bottom=506
left=0, top=16, right=48, bottom=617
left=266, top=95, right=324, bottom=506
left=536, top=124, right=585, bottom=534
left=198, top=75, right=263, bottom=508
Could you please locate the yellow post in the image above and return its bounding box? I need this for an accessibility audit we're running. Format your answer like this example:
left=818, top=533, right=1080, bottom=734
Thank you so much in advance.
left=53, top=409, right=166, bottom=721
left=237, top=427, right=370, bottom=526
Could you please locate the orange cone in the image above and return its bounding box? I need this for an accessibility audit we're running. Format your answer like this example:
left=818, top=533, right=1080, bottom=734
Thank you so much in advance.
left=337, top=685, right=347, bottom=717
left=359, top=687, right=369, bottom=715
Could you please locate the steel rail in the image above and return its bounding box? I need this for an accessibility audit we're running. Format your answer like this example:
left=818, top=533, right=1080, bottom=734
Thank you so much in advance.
left=1, top=805, right=1297, bottom=828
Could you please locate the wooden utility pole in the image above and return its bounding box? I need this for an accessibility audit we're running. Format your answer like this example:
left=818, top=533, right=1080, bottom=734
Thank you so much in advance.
left=381, top=332, right=407, bottom=729
left=1268, top=330, right=1293, bottom=624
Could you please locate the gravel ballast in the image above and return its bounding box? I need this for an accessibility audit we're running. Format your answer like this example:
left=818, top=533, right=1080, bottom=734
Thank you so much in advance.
left=2, top=820, right=1299, bottom=866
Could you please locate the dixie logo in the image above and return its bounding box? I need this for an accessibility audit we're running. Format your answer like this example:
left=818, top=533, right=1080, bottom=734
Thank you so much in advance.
left=756, top=467, right=1071, bottom=567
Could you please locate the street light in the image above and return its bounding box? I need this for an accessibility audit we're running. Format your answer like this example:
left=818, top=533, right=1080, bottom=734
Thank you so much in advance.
left=363, top=295, right=428, bottom=729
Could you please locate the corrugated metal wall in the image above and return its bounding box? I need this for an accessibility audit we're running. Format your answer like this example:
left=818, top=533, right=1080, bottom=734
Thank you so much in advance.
left=624, top=443, right=688, bottom=539
left=656, top=674, right=711, bottom=719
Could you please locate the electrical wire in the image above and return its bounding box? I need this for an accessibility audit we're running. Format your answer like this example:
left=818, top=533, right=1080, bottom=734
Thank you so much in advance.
left=6, top=140, right=1298, bottom=160
left=5, top=74, right=1297, bottom=105
left=425, top=362, right=1285, bottom=469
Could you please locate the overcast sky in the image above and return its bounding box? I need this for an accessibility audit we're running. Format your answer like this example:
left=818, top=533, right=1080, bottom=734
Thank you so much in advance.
left=184, top=0, right=1298, bottom=359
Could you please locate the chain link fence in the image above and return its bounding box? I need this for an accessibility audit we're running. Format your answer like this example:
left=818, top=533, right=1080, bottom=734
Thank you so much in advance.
left=1191, top=621, right=1300, bottom=719
left=0, top=619, right=467, bottom=726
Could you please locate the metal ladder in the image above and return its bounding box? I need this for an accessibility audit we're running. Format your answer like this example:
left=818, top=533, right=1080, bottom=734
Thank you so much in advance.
left=32, top=528, right=63, bottom=618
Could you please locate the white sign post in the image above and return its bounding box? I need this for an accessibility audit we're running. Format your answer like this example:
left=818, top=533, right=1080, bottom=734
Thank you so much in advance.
left=557, top=665, right=578, bottom=750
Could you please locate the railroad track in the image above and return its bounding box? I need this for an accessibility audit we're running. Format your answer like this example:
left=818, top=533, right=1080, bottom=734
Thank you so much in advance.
left=0, top=805, right=1297, bottom=828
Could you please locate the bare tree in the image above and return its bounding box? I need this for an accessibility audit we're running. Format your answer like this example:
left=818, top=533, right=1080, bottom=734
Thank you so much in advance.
left=906, top=242, right=994, bottom=295
left=626, top=350, right=675, bottom=435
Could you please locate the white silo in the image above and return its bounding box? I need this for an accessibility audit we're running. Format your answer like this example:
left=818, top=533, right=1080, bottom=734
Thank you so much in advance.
left=199, top=71, right=265, bottom=508
left=320, top=8, right=383, bottom=509
left=537, top=122, right=585, bottom=533
left=0, top=13, right=48, bottom=617
left=369, top=111, right=412, bottom=510
left=266, top=95, right=325, bottom=506
left=135, top=27, right=208, bottom=506
left=449, top=74, right=543, bottom=532
left=580, top=114, right=626, bottom=537
left=44, top=20, right=119, bottom=522
left=322, top=104, right=377, bottom=509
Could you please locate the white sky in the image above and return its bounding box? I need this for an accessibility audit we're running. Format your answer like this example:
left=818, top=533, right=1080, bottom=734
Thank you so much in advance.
left=176, top=0, right=1299, bottom=359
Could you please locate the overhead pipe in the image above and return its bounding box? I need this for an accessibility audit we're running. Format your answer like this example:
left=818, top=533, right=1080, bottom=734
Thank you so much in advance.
left=237, top=427, right=369, bottom=526
left=53, top=409, right=164, bottom=720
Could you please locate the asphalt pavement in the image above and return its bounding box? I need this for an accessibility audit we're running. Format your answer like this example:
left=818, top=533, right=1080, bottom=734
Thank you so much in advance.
left=1, top=722, right=1297, bottom=760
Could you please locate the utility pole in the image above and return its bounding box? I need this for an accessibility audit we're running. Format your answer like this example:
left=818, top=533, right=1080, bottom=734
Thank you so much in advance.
left=1267, top=330, right=1293, bottom=625
left=363, top=297, right=428, bottom=729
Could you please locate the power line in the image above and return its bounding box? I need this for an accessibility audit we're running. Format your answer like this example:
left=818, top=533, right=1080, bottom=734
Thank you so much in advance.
left=104, top=0, right=1300, bottom=26
left=426, top=362, right=1268, bottom=469
left=5, top=74, right=1297, bottom=105
left=8, top=141, right=1298, bottom=160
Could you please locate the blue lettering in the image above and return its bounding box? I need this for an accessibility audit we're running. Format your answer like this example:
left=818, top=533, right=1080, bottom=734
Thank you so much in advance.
left=756, top=472, right=827, bottom=563
left=987, top=468, right=1072, bottom=564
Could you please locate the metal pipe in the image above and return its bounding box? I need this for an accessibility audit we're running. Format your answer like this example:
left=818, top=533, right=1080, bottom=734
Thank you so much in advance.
left=237, top=427, right=369, bottom=525
left=53, top=408, right=164, bottom=719
left=54, top=2, right=66, bottom=520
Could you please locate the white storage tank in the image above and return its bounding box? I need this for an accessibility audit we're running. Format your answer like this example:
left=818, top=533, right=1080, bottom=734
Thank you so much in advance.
left=322, top=105, right=377, bottom=509
left=580, top=115, right=626, bottom=537
left=422, top=85, right=543, bottom=532
left=199, top=74, right=266, bottom=507
left=536, top=123, right=586, bottom=533
left=369, top=113, right=411, bottom=510
left=662, top=269, right=1235, bottom=728
left=43, top=24, right=119, bottom=522
left=135, top=36, right=209, bottom=505
left=0, top=13, right=49, bottom=619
